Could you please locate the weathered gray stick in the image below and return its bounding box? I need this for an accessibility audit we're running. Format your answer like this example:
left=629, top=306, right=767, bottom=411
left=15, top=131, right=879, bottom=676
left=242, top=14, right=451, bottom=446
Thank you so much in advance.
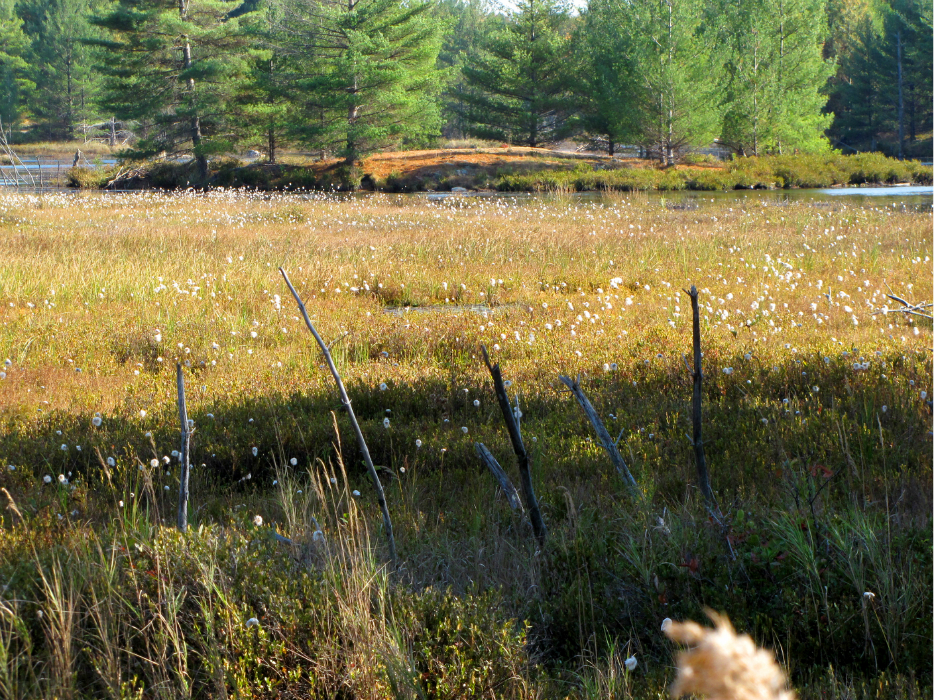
left=683, top=285, right=717, bottom=508
left=475, top=442, right=523, bottom=512
left=280, top=267, right=397, bottom=564
left=557, top=374, right=640, bottom=498
left=480, top=345, right=546, bottom=546
left=176, top=363, right=191, bottom=532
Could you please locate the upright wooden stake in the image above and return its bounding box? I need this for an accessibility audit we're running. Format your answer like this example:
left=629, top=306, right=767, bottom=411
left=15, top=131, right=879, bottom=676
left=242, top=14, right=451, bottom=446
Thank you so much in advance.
left=280, top=267, right=397, bottom=564
left=683, top=285, right=716, bottom=507
left=176, top=363, right=191, bottom=532
left=480, top=345, right=546, bottom=546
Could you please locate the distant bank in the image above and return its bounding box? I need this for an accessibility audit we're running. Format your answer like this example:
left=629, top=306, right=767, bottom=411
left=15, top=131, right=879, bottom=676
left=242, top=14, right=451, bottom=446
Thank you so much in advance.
left=58, top=148, right=933, bottom=193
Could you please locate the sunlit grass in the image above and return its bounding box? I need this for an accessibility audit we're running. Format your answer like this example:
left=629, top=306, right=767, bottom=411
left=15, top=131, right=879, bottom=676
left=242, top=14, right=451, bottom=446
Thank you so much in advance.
left=0, top=189, right=930, bottom=698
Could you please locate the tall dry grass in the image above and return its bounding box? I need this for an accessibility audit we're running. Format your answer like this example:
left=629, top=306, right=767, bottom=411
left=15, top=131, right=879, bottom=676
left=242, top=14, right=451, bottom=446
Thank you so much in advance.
left=0, top=189, right=929, bottom=698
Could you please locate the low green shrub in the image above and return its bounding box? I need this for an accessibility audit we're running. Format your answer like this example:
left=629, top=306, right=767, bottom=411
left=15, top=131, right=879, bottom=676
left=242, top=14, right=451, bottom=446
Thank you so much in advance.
left=65, top=166, right=118, bottom=188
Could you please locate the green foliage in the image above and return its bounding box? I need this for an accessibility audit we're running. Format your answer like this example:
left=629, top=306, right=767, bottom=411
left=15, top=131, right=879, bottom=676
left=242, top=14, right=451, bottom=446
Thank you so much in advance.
left=566, top=0, right=640, bottom=154
left=0, top=0, right=33, bottom=127
left=495, top=153, right=932, bottom=191
left=715, top=0, right=835, bottom=155
left=17, top=0, right=105, bottom=139
left=828, top=0, right=933, bottom=156
left=272, top=0, right=445, bottom=163
left=91, top=0, right=260, bottom=180
left=617, top=0, right=722, bottom=164
left=455, top=0, right=572, bottom=147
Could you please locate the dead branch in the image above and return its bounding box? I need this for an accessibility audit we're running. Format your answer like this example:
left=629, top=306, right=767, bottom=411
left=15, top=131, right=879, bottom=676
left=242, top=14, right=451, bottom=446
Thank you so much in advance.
left=683, top=285, right=717, bottom=509
left=480, top=344, right=546, bottom=546
left=176, top=363, right=192, bottom=532
left=280, top=267, right=396, bottom=564
left=475, top=442, right=523, bottom=512
left=557, top=374, right=640, bottom=498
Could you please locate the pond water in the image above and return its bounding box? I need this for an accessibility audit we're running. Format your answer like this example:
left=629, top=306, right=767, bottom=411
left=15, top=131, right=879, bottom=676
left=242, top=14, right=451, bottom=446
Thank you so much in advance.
left=424, top=185, right=934, bottom=209
left=4, top=184, right=932, bottom=210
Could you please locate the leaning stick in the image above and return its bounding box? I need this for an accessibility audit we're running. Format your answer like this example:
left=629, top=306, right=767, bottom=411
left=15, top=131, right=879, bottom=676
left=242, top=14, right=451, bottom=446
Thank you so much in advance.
left=280, top=267, right=396, bottom=564
left=475, top=442, right=523, bottom=512
left=557, top=374, right=640, bottom=498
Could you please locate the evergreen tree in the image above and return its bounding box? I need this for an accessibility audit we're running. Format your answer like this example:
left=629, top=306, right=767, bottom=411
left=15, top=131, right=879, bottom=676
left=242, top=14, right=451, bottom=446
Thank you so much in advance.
left=275, top=0, right=445, bottom=164
left=717, top=0, right=834, bottom=155
left=567, top=0, right=639, bottom=155
left=829, top=0, right=932, bottom=155
left=455, top=0, right=571, bottom=146
left=435, top=0, right=497, bottom=139
left=234, top=2, right=296, bottom=163
left=874, top=0, right=932, bottom=156
left=0, top=0, right=33, bottom=131
left=18, top=0, right=105, bottom=139
left=91, top=0, right=258, bottom=179
left=622, top=0, right=720, bottom=164
left=831, top=12, right=887, bottom=150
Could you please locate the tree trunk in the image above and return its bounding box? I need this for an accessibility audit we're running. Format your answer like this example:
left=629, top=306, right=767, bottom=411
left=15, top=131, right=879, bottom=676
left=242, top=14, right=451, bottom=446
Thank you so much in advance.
left=268, top=124, right=277, bottom=164
left=608, top=139, right=614, bottom=156
left=896, top=28, right=904, bottom=158
left=65, top=57, right=74, bottom=140
left=182, top=38, right=207, bottom=181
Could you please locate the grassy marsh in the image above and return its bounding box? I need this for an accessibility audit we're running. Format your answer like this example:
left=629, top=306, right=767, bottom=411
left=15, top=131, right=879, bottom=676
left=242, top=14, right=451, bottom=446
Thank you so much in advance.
left=0, top=189, right=930, bottom=698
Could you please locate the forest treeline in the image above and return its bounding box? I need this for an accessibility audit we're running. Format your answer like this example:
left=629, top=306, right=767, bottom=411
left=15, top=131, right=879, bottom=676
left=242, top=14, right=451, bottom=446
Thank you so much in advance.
left=0, top=0, right=930, bottom=174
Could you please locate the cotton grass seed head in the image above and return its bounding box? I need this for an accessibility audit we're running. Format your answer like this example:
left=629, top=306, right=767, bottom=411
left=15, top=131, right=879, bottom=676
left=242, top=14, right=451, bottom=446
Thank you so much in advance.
left=664, top=612, right=795, bottom=700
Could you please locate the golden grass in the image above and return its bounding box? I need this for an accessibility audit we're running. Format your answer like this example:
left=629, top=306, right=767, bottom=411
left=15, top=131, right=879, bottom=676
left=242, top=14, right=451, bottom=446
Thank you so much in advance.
left=0, top=189, right=930, bottom=698
left=0, top=190, right=928, bottom=417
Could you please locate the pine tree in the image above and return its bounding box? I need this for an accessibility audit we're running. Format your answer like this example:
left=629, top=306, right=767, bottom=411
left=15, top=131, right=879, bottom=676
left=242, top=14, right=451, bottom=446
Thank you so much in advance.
left=716, top=0, right=834, bottom=155
left=234, top=2, right=296, bottom=163
left=830, top=0, right=932, bottom=155
left=455, top=0, right=571, bottom=146
left=436, top=0, right=498, bottom=139
left=568, top=0, right=639, bottom=155
left=0, top=0, right=33, bottom=131
left=18, top=0, right=105, bottom=139
left=831, top=12, right=887, bottom=151
left=875, top=0, right=932, bottom=156
left=622, top=0, right=720, bottom=164
left=275, top=0, right=445, bottom=164
left=91, top=0, right=258, bottom=179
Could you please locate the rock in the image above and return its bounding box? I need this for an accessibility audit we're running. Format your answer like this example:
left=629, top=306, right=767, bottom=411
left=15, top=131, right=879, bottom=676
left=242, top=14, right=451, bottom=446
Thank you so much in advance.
left=246, top=150, right=265, bottom=158
left=451, top=186, right=468, bottom=193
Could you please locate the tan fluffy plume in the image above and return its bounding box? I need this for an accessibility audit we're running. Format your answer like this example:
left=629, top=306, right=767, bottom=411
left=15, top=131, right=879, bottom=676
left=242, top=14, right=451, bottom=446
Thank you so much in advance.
left=664, top=611, right=796, bottom=700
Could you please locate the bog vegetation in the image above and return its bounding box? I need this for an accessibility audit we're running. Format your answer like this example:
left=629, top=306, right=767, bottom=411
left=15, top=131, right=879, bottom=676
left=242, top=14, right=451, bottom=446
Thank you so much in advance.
left=0, top=189, right=930, bottom=698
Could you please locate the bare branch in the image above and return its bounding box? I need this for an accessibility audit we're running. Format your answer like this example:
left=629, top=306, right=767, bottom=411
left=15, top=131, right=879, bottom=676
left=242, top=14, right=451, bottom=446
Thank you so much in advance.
left=280, top=267, right=396, bottom=564
left=557, top=374, right=640, bottom=498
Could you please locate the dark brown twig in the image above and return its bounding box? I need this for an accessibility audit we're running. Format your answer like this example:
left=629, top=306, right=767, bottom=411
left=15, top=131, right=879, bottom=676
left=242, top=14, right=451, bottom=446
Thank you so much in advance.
left=683, top=285, right=717, bottom=509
